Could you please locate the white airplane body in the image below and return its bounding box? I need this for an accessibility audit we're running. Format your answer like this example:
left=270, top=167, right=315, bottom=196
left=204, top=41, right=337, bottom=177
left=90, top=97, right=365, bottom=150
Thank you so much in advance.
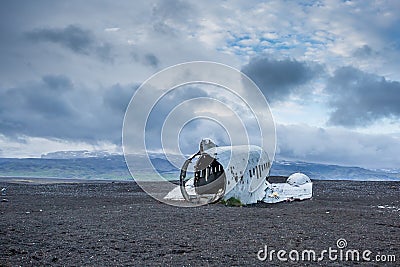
left=165, top=139, right=312, bottom=205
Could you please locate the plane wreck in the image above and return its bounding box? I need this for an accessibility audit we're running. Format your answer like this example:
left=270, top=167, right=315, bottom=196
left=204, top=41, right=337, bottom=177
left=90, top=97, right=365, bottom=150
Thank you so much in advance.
left=165, top=139, right=312, bottom=205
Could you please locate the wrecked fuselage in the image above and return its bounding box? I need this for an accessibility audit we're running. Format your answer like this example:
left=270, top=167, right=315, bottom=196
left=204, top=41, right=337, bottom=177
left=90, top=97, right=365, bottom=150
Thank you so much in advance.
left=165, top=139, right=312, bottom=205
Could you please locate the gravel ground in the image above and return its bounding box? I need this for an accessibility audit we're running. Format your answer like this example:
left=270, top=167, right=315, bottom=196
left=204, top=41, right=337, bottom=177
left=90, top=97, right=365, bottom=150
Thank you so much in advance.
left=0, top=180, right=399, bottom=266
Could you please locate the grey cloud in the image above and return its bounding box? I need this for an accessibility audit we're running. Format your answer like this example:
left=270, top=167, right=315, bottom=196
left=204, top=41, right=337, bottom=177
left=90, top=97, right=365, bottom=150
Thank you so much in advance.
left=241, top=57, right=322, bottom=102
left=152, top=21, right=177, bottom=36
left=95, top=42, right=114, bottom=63
left=143, top=53, right=160, bottom=68
left=151, top=0, right=197, bottom=36
left=0, top=75, right=75, bottom=138
left=5, top=75, right=73, bottom=117
left=276, top=124, right=400, bottom=169
left=353, top=45, right=378, bottom=58
left=42, top=75, right=73, bottom=91
left=0, top=75, right=137, bottom=143
left=0, top=74, right=222, bottom=152
left=145, top=86, right=209, bottom=131
left=152, top=0, right=194, bottom=23
left=127, top=85, right=233, bottom=154
left=326, top=66, right=400, bottom=127
left=131, top=52, right=160, bottom=68
left=26, top=25, right=94, bottom=54
left=26, top=25, right=114, bottom=62
left=103, top=84, right=139, bottom=114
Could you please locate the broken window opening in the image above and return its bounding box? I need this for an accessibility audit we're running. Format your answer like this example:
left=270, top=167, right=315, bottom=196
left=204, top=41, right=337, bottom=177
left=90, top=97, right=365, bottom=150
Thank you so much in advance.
left=193, top=154, right=226, bottom=195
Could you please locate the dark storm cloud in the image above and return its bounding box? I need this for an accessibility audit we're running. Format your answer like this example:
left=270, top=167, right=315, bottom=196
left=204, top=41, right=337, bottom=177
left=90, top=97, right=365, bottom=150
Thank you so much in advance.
left=0, top=75, right=137, bottom=143
left=26, top=25, right=114, bottom=62
left=241, top=57, right=322, bottom=102
left=326, top=66, right=400, bottom=127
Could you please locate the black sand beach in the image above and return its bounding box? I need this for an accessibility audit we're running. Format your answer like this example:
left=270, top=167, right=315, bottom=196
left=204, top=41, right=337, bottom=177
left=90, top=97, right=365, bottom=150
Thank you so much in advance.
left=0, top=179, right=399, bottom=266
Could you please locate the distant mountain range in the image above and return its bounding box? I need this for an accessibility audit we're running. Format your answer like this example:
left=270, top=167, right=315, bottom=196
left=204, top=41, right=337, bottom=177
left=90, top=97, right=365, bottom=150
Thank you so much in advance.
left=0, top=152, right=398, bottom=181
left=41, top=150, right=119, bottom=159
left=271, top=160, right=399, bottom=181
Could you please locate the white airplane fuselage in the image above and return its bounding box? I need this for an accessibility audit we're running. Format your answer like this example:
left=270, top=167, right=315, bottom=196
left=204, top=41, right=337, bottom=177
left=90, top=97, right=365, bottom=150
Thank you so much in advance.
left=165, top=140, right=313, bottom=205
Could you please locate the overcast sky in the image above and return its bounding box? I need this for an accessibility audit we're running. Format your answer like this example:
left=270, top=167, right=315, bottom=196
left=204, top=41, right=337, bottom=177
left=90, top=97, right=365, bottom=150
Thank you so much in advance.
left=0, top=0, right=399, bottom=169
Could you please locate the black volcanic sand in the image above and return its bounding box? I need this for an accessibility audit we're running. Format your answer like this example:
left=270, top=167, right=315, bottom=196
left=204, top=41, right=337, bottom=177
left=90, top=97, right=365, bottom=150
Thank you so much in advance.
left=0, top=180, right=399, bottom=266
